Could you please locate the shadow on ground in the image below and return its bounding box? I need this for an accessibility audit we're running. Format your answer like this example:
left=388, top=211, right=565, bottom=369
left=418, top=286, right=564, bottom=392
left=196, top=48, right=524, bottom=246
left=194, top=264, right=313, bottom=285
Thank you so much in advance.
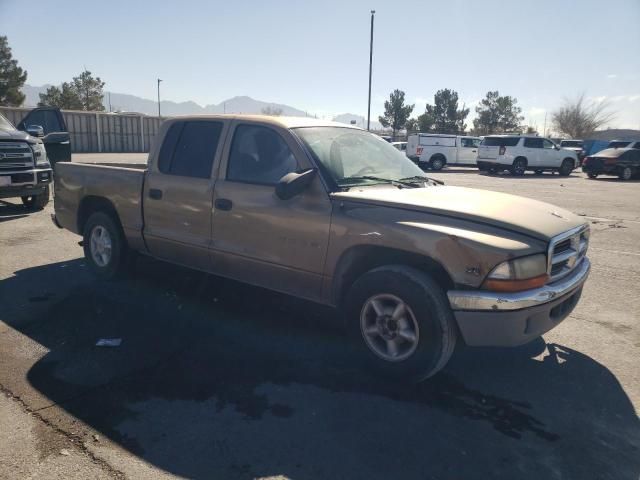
left=0, top=199, right=31, bottom=222
left=1, top=256, right=638, bottom=479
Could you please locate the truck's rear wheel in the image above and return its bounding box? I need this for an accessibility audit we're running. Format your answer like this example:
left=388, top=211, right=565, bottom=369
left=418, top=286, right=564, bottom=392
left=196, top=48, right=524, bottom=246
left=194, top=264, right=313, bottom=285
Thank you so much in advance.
left=21, top=185, right=50, bottom=210
left=429, top=155, right=445, bottom=171
left=83, top=212, right=128, bottom=279
left=345, top=265, right=457, bottom=382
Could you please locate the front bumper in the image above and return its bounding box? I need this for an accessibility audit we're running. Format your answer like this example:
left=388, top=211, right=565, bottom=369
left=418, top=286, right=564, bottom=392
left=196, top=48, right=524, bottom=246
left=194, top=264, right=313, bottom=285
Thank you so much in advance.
left=0, top=168, right=52, bottom=199
left=447, top=258, right=590, bottom=346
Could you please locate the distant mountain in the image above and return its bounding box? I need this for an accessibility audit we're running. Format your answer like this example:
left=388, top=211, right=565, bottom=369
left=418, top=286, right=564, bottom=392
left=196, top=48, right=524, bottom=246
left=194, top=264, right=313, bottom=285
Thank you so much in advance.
left=589, top=129, right=640, bottom=141
left=20, top=85, right=310, bottom=117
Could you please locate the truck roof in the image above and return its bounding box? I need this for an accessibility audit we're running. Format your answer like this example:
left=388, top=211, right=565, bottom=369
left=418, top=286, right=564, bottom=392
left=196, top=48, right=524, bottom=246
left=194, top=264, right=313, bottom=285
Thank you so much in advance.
left=165, top=114, right=359, bottom=130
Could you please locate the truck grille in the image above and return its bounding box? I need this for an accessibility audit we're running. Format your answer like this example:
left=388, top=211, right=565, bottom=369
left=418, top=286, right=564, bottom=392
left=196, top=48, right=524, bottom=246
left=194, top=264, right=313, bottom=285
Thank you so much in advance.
left=548, top=225, right=589, bottom=283
left=0, top=142, right=34, bottom=170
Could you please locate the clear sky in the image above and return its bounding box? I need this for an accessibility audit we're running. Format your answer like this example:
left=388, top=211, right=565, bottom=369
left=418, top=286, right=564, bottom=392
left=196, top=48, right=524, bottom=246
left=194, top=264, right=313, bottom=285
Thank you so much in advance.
left=2, top=0, right=639, bottom=129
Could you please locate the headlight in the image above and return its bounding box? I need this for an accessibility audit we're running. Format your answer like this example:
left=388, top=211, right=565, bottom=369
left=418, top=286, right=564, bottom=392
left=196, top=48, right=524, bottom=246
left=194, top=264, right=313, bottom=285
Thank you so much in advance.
left=31, top=142, right=49, bottom=167
left=482, top=254, right=548, bottom=292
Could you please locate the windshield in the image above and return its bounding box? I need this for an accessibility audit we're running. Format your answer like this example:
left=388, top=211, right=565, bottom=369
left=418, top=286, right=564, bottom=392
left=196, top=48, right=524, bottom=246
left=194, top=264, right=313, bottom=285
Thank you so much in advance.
left=0, top=113, right=15, bottom=130
left=294, top=127, right=428, bottom=187
left=560, top=140, right=583, bottom=148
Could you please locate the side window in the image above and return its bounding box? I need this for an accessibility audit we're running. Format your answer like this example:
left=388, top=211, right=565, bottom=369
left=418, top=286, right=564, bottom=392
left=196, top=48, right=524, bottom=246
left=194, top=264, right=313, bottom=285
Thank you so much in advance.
left=227, top=125, right=297, bottom=185
left=158, top=121, right=222, bottom=178
left=543, top=139, right=555, bottom=149
left=461, top=138, right=471, bottom=147
left=43, top=110, right=62, bottom=133
left=524, top=138, right=543, bottom=148
left=471, top=138, right=481, bottom=148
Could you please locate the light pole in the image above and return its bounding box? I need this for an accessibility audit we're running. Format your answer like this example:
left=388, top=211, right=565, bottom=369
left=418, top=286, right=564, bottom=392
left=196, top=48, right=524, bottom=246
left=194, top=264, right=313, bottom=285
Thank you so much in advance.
left=367, top=10, right=375, bottom=131
left=157, top=78, right=162, bottom=118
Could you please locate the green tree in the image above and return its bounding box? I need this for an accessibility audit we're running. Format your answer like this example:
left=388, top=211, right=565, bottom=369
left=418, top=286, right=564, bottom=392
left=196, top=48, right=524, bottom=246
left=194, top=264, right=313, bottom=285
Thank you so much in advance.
left=417, top=111, right=435, bottom=132
left=405, top=118, right=418, bottom=133
left=473, top=91, right=524, bottom=135
left=38, top=70, right=105, bottom=111
left=0, top=36, right=28, bottom=106
left=378, top=89, right=414, bottom=137
left=424, top=89, right=469, bottom=134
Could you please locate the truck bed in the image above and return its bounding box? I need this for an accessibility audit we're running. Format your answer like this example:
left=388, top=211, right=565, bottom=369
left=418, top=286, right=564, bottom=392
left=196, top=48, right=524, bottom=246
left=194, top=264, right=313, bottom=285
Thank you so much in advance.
left=54, top=162, right=146, bottom=247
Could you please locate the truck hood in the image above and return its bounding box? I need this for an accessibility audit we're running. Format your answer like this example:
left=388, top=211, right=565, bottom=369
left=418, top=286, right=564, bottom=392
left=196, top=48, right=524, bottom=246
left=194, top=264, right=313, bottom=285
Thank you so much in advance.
left=0, top=128, right=35, bottom=143
left=332, top=185, right=585, bottom=241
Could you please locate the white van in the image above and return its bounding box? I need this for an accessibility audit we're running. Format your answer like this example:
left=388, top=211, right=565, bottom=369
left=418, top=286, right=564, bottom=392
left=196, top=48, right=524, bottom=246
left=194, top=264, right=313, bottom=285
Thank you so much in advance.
left=406, top=134, right=481, bottom=170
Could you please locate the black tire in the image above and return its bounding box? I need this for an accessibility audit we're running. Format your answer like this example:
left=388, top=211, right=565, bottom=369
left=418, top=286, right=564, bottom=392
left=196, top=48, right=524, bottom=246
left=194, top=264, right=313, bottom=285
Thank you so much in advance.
left=587, top=173, right=598, bottom=179
left=511, top=158, right=527, bottom=176
left=559, top=158, right=574, bottom=176
left=487, top=167, right=498, bottom=174
left=345, top=265, right=457, bottom=382
left=21, top=185, right=50, bottom=210
left=82, top=211, right=128, bottom=280
left=429, top=155, right=445, bottom=171
left=618, top=166, right=632, bottom=181
left=534, top=169, right=543, bottom=175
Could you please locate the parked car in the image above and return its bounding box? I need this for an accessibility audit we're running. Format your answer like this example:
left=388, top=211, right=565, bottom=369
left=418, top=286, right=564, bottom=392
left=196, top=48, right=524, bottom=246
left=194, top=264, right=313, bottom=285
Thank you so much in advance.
left=52, top=115, right=591, bottom=381
left=406, top=133, right=481, bottom=170
left=559, top=139, right=586, bottom=163
left=391, top=141, right=407, bottom=153
left=0, top=112, right=53, bottom=209
left=477, top=135, right=577, bottom=176
left=582, top=148, right=640, bottom=180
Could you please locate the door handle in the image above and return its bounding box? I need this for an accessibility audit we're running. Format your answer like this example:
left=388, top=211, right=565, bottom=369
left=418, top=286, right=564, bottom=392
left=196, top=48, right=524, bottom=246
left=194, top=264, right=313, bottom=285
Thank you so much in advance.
left=149, top=188, right=163, bottom=200
left=472, top=150, right=477, bottom=153
left=215, top=198, right=233, bottom=211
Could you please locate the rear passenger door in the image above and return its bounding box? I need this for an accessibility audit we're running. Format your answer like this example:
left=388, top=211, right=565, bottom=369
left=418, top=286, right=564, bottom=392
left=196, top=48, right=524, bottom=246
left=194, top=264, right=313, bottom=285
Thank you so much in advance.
left=142, top=119, right=228, bottom=269
left=522, top=138, right=543, bottom=167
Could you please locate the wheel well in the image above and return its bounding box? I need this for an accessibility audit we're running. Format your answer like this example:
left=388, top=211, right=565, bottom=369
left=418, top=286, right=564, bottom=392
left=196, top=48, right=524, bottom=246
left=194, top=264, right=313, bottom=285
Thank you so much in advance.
left=332, top=245, right=454, bottom=306
left=77, top=196, right=122, bottom=235
left=430, top=153, right=447, bottom=164
left=513, top=156, right=527, bottom=166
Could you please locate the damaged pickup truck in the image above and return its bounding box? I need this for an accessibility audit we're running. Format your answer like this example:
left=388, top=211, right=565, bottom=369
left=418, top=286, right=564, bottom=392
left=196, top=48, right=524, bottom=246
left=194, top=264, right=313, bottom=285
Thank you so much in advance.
left=52, top=116, right=590, bottom=380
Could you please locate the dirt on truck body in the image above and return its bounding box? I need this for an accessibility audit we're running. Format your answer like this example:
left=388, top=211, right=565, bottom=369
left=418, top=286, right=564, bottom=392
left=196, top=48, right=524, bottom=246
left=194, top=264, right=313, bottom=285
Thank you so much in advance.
left=52, top=115, right=591, bottom=380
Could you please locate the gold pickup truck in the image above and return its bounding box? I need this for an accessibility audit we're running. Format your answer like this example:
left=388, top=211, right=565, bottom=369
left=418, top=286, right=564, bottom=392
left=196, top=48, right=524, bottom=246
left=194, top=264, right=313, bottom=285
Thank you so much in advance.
left=52, top=115, right=591, bottom=381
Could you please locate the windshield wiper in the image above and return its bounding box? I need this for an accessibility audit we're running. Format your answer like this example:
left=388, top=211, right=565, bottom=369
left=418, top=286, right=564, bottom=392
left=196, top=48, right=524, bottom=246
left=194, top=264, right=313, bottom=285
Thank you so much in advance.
left=398, top=175, right=444, bottom=186
left=338, top=176, right=418, bottom=189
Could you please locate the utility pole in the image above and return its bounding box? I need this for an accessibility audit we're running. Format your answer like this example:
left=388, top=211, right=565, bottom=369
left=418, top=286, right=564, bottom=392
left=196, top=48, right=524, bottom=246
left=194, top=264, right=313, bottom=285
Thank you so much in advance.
left=108, top=92, right=112, bottom=112
left=543, top=112, right=547, bottom=137
left=367, top=10, right=375, bottom=131
left=157, top=78, right=162, bottom=118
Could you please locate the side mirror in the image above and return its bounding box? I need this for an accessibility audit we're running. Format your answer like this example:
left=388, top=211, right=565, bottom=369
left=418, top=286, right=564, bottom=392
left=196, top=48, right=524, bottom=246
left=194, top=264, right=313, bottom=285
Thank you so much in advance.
left=26, top=125, right=45, bottom=138
left=275, top=168, right=317, bottom=200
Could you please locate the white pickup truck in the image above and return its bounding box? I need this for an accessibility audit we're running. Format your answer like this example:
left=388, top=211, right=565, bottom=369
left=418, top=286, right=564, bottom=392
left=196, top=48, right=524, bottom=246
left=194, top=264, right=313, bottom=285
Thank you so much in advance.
left=406, top=134, right=481, bottom=170
left=477, top=135, right=578, bottom=176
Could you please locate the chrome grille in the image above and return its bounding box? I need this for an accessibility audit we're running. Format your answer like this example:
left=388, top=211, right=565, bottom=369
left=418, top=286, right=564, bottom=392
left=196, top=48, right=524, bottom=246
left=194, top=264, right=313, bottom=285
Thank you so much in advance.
left=0, top=142, right=34, bottom=170
left=548, top=225, right=589, bottom=283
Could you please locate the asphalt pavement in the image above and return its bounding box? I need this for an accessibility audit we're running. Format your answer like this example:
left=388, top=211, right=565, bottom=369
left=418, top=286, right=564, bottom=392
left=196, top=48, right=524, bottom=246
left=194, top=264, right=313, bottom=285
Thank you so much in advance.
left=0, top=158, right=638, bottom=479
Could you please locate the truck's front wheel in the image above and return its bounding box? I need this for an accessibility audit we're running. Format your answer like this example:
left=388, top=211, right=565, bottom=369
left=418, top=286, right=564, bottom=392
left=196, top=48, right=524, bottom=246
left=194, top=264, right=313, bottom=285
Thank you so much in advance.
left=21, top=185, right=50, bottom=210
left=346, top=265, right=457, bottom=382
left=83, top=212, right=128, bottom=279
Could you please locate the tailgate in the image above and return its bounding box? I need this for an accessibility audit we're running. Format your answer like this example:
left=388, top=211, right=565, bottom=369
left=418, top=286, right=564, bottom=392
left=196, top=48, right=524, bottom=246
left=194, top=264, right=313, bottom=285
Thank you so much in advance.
left=478, top=145, right=499, bottom=160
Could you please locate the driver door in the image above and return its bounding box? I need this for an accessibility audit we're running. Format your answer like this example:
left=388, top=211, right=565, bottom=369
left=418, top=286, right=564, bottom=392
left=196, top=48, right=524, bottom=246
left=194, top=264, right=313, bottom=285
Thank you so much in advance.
left=18, top=108, right=71, bottom=165
left=210, top=121, right=332, bottom=302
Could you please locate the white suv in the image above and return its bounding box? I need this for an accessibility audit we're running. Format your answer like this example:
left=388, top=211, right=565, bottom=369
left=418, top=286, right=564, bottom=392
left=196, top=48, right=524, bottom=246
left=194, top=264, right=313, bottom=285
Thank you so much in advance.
left=477, top=135, right=578, bottom=176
